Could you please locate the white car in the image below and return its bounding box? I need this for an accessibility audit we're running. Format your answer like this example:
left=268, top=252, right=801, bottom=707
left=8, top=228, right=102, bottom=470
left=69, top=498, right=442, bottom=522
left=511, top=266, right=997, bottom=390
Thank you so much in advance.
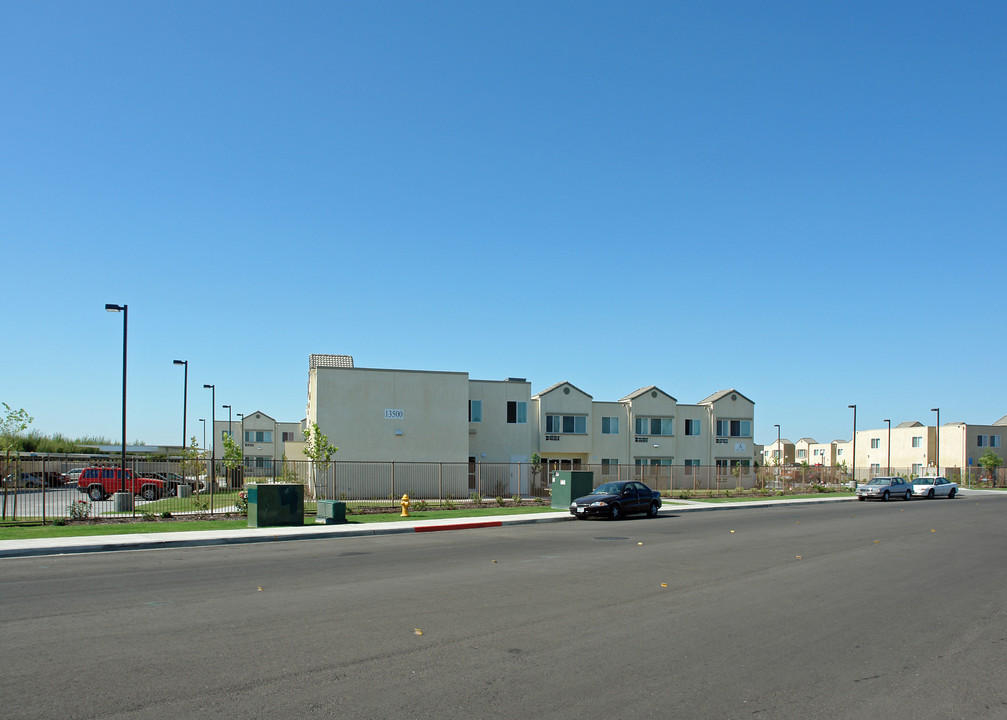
left=911, top=477, right=958, bottom=499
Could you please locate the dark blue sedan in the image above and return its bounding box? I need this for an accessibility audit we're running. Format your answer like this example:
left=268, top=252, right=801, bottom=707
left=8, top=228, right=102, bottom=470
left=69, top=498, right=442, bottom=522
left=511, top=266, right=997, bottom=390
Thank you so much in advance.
left=569, top=480, right=662, bottom=520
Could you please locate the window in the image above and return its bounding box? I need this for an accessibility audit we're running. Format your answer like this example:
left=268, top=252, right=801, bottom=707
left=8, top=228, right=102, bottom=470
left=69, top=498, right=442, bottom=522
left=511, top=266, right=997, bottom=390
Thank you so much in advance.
left=912, top=463, right=924, bottom=475
left=243, top=430, right=273, bottom=443
left=837, top=448, right=844, bottom=456
left=601, top=458, right=619, bottom=475
left=546, top=415, right=586, bottom=434
left=773, top=450, right=780, bottom=460
left=978, top=435, right=986, bottom=447
left=506, top=401, right=527, bottom=424
left=601, top=416, right=619, bottom=435
left=993, top=436, right=1002, bottom=448
left=912, top=436, right=922, bottom=448
left=797, top=449, right=806, bottom=459
left=469, top=400, right=482, bottom=423
left=715, top=459, right=729, bottom=474
left=870, top=463, right=881, bottom=474
left=685, top=459, right=701, bottom=475
left=716, top=420, right=751, bottom=437
left=635, top=417, right=673, bottom=436
left=281, top=431, right=295, bottom=442
left=684, top=419, right=701, bottom=436
left=871, top=438, right=880, bottom=449
left=978, top=434, right=1000, bottom=447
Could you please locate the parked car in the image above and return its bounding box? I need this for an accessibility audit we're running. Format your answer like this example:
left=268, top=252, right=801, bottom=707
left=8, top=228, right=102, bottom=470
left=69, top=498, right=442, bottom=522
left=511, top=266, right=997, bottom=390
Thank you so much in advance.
left=856, top=476, right=913, bottom=501
left=911, top=476, right=958, bottom=499
left=66, top=468, right=86, bottom=482
left=3, top=473, right=43, bottom=488
left=570, top=480, right=662, bottom=520
left=76, top=467, right=170, bottom=501
left=150, top=472, right=197, bottom=494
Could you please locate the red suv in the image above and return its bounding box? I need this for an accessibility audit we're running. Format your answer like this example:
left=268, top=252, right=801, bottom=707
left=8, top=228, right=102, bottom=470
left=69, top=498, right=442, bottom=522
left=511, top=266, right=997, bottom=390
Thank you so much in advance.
left=76, top=467, right=169, bottom=502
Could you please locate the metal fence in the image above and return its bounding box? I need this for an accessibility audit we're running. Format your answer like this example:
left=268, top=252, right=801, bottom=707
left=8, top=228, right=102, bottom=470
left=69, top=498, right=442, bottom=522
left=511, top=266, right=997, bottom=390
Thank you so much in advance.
left=2, top=454, right=1004, bottom=522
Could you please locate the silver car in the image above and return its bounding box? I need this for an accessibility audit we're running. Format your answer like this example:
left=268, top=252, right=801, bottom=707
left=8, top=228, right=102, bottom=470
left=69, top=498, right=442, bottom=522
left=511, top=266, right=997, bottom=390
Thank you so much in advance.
left=856, top=476, right=913, bottom=501
left=911, top=476, right=958, bottom=499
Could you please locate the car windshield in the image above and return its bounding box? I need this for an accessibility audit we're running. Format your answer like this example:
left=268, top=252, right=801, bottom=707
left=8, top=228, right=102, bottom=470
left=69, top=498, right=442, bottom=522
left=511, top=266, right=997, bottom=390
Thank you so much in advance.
left=593, top=483, right=623, bottom=495
left=866, top=478, right=888, bottom=486
left=915, top=479, right=934, bottom=485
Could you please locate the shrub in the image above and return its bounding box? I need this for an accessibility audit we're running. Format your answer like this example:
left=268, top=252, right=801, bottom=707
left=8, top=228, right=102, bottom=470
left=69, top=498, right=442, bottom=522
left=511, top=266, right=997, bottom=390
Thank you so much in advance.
left=141, top=511, right=157, bottom=522
left=52, top=518, right=66, bottom=526
left=161, top=511, right=172, bottom=518
left=495, top=496, right=506, bottom=507
left=67, top=500, right=90, bottom=519
left=235, top=490, right=248, bottom=513
left=444, top=495, right=455, bottom=510
left=414, top=499, right=429, bottom=511
left=512, top=495, right=522, bottom=506
left=469, top=492, right=484, bottom=505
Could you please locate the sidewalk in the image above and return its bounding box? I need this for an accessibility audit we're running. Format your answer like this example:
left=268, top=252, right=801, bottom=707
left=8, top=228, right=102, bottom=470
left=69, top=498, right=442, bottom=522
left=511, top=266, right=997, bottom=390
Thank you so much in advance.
left=0, top=494, right=868, bottom=559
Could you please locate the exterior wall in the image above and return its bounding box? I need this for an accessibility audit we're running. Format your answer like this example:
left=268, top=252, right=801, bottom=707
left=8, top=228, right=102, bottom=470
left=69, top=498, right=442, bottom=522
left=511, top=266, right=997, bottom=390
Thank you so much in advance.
left=794, top=439, right=815, bottom=463
left=211, top=412, right=301, bottom=463
left=310, top=367, right=470, bottom=463
left=676, top=404, right=711, bottom=467
left=855, top=425, right=935, bottom=473
left=467, top=379, right=533, bottom=463
left=707, top=393, right=756, bottom=465
left=625, top=390, right=679, bottom=463
left=591, top=401, right=629, bottom=466
left=532, top=383, right=594, bottom=460
left=810, top=442, right=835, bottom=466
left=762, top=439, right=795, bottom=465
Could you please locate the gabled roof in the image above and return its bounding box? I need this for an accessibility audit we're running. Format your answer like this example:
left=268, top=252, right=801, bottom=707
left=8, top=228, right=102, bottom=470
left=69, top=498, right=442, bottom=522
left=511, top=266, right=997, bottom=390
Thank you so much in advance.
left=897, top=421, right=924, bottom=428
left=243, top=410, right=275, bottom=422
left=797, top=437, right=817, bottom=444
left=698, top=388, right=754, bottom=405
left=996, top=415, right=1007, bottom=426
left=619, top=385, right=677, bottom=403
left=531, top=381, right=593, bottom=400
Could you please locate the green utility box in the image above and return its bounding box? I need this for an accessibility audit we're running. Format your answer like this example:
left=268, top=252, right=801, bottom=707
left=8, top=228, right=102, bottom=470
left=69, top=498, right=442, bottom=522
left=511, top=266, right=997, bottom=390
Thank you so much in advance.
left=247, top=483, right=304, bottom=528
left=316, top=500, right=347, bottom=524
left=550, top=471, right=595, bottom=510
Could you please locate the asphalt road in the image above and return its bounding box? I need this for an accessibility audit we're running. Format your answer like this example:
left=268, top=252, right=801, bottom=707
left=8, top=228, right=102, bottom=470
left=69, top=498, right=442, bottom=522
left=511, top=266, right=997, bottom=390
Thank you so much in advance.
left=3, top=495, right=1007, bottom=719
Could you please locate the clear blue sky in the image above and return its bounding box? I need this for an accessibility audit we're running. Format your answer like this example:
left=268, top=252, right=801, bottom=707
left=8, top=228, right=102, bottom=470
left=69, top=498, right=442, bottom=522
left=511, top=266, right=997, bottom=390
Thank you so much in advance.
left=2, top=1, right=1004, bottom=449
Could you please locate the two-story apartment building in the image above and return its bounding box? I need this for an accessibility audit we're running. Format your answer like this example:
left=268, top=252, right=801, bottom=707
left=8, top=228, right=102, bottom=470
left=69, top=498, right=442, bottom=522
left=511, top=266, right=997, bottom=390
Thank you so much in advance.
left=302, top=355, right=757, bottom=478
left=211, top=411, right=303, bottom=473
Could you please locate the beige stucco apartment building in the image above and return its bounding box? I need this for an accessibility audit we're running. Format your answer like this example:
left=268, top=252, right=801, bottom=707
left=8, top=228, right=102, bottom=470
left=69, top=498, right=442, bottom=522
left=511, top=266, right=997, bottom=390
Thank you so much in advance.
left=762, top=416, right=1005, bottom=479
left=302, top=355, right=757, bottom=475
left=211, top=411, right=302, bottom=472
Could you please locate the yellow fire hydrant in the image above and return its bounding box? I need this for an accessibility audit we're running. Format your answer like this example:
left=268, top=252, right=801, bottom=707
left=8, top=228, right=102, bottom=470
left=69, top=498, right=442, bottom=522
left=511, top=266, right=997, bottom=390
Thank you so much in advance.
left=400, top=493, right=411, bottom=517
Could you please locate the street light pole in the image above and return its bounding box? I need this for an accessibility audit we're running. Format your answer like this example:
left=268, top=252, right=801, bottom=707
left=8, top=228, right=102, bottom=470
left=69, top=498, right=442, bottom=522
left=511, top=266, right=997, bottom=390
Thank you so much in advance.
left=173, top=360, right=188, bottom=455
left=884, top=418, right=891, bottom=475
left=931, top=407, right=940, bottom=475
left=105, top=303, right=128, bottom=500
left=848, top=405, right=857, bottom=487
left=199, top=418, right=206, bottom=454
left=204, top=385, right=215, bottom=494
left=223, top=404, right=232, bottom=440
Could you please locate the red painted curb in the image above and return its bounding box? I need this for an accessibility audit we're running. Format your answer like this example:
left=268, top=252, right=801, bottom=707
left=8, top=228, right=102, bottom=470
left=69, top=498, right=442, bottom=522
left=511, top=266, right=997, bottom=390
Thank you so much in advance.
left=414, top=520, right=504, bottom=533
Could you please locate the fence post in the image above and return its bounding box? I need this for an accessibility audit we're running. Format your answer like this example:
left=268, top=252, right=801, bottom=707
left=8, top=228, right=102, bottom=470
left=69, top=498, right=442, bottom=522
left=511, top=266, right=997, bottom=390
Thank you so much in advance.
left=391, top=461, right=395, bottom=504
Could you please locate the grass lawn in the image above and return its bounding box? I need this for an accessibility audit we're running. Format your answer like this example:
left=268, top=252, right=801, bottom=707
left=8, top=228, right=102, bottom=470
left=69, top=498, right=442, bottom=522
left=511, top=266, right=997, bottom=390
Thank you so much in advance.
left=0, top=505, right=562, bottom=540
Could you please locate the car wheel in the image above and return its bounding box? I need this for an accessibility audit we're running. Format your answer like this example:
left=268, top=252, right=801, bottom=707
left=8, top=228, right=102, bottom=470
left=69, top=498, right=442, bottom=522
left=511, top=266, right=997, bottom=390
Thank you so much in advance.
left=926, top=489, right=934, bottom=499
left=88, top=486, right=104, bottom=502
left=647, top=501, right=659, bottom=518
left=141, top=485, right=157, bottom=501
left=857, top=496, right=865, bottom=501
left=905, top=490, right=912, bottom=501
left=949, top=488, right=956, bottom=499
left=882, top=491, right=890, bottom=502
left=609, top=504, right=622, bottom=521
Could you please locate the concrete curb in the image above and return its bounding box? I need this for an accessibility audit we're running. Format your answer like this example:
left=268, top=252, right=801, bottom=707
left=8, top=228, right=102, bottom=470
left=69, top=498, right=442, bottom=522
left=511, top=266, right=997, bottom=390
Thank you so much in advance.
left=0, top=511, right=575, bottom=559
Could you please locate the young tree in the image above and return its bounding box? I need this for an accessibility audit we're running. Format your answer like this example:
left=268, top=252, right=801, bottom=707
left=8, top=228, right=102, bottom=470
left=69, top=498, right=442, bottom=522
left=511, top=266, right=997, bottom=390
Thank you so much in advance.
left=1, top=403, right=33, bottom=520
left=302, top=423, right=338, bottom=497
left=180, top=436, right=206, bottom=492
left=978, top=450, right=1003, bottom=487
left=222, top=432, right=243, bottom=488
